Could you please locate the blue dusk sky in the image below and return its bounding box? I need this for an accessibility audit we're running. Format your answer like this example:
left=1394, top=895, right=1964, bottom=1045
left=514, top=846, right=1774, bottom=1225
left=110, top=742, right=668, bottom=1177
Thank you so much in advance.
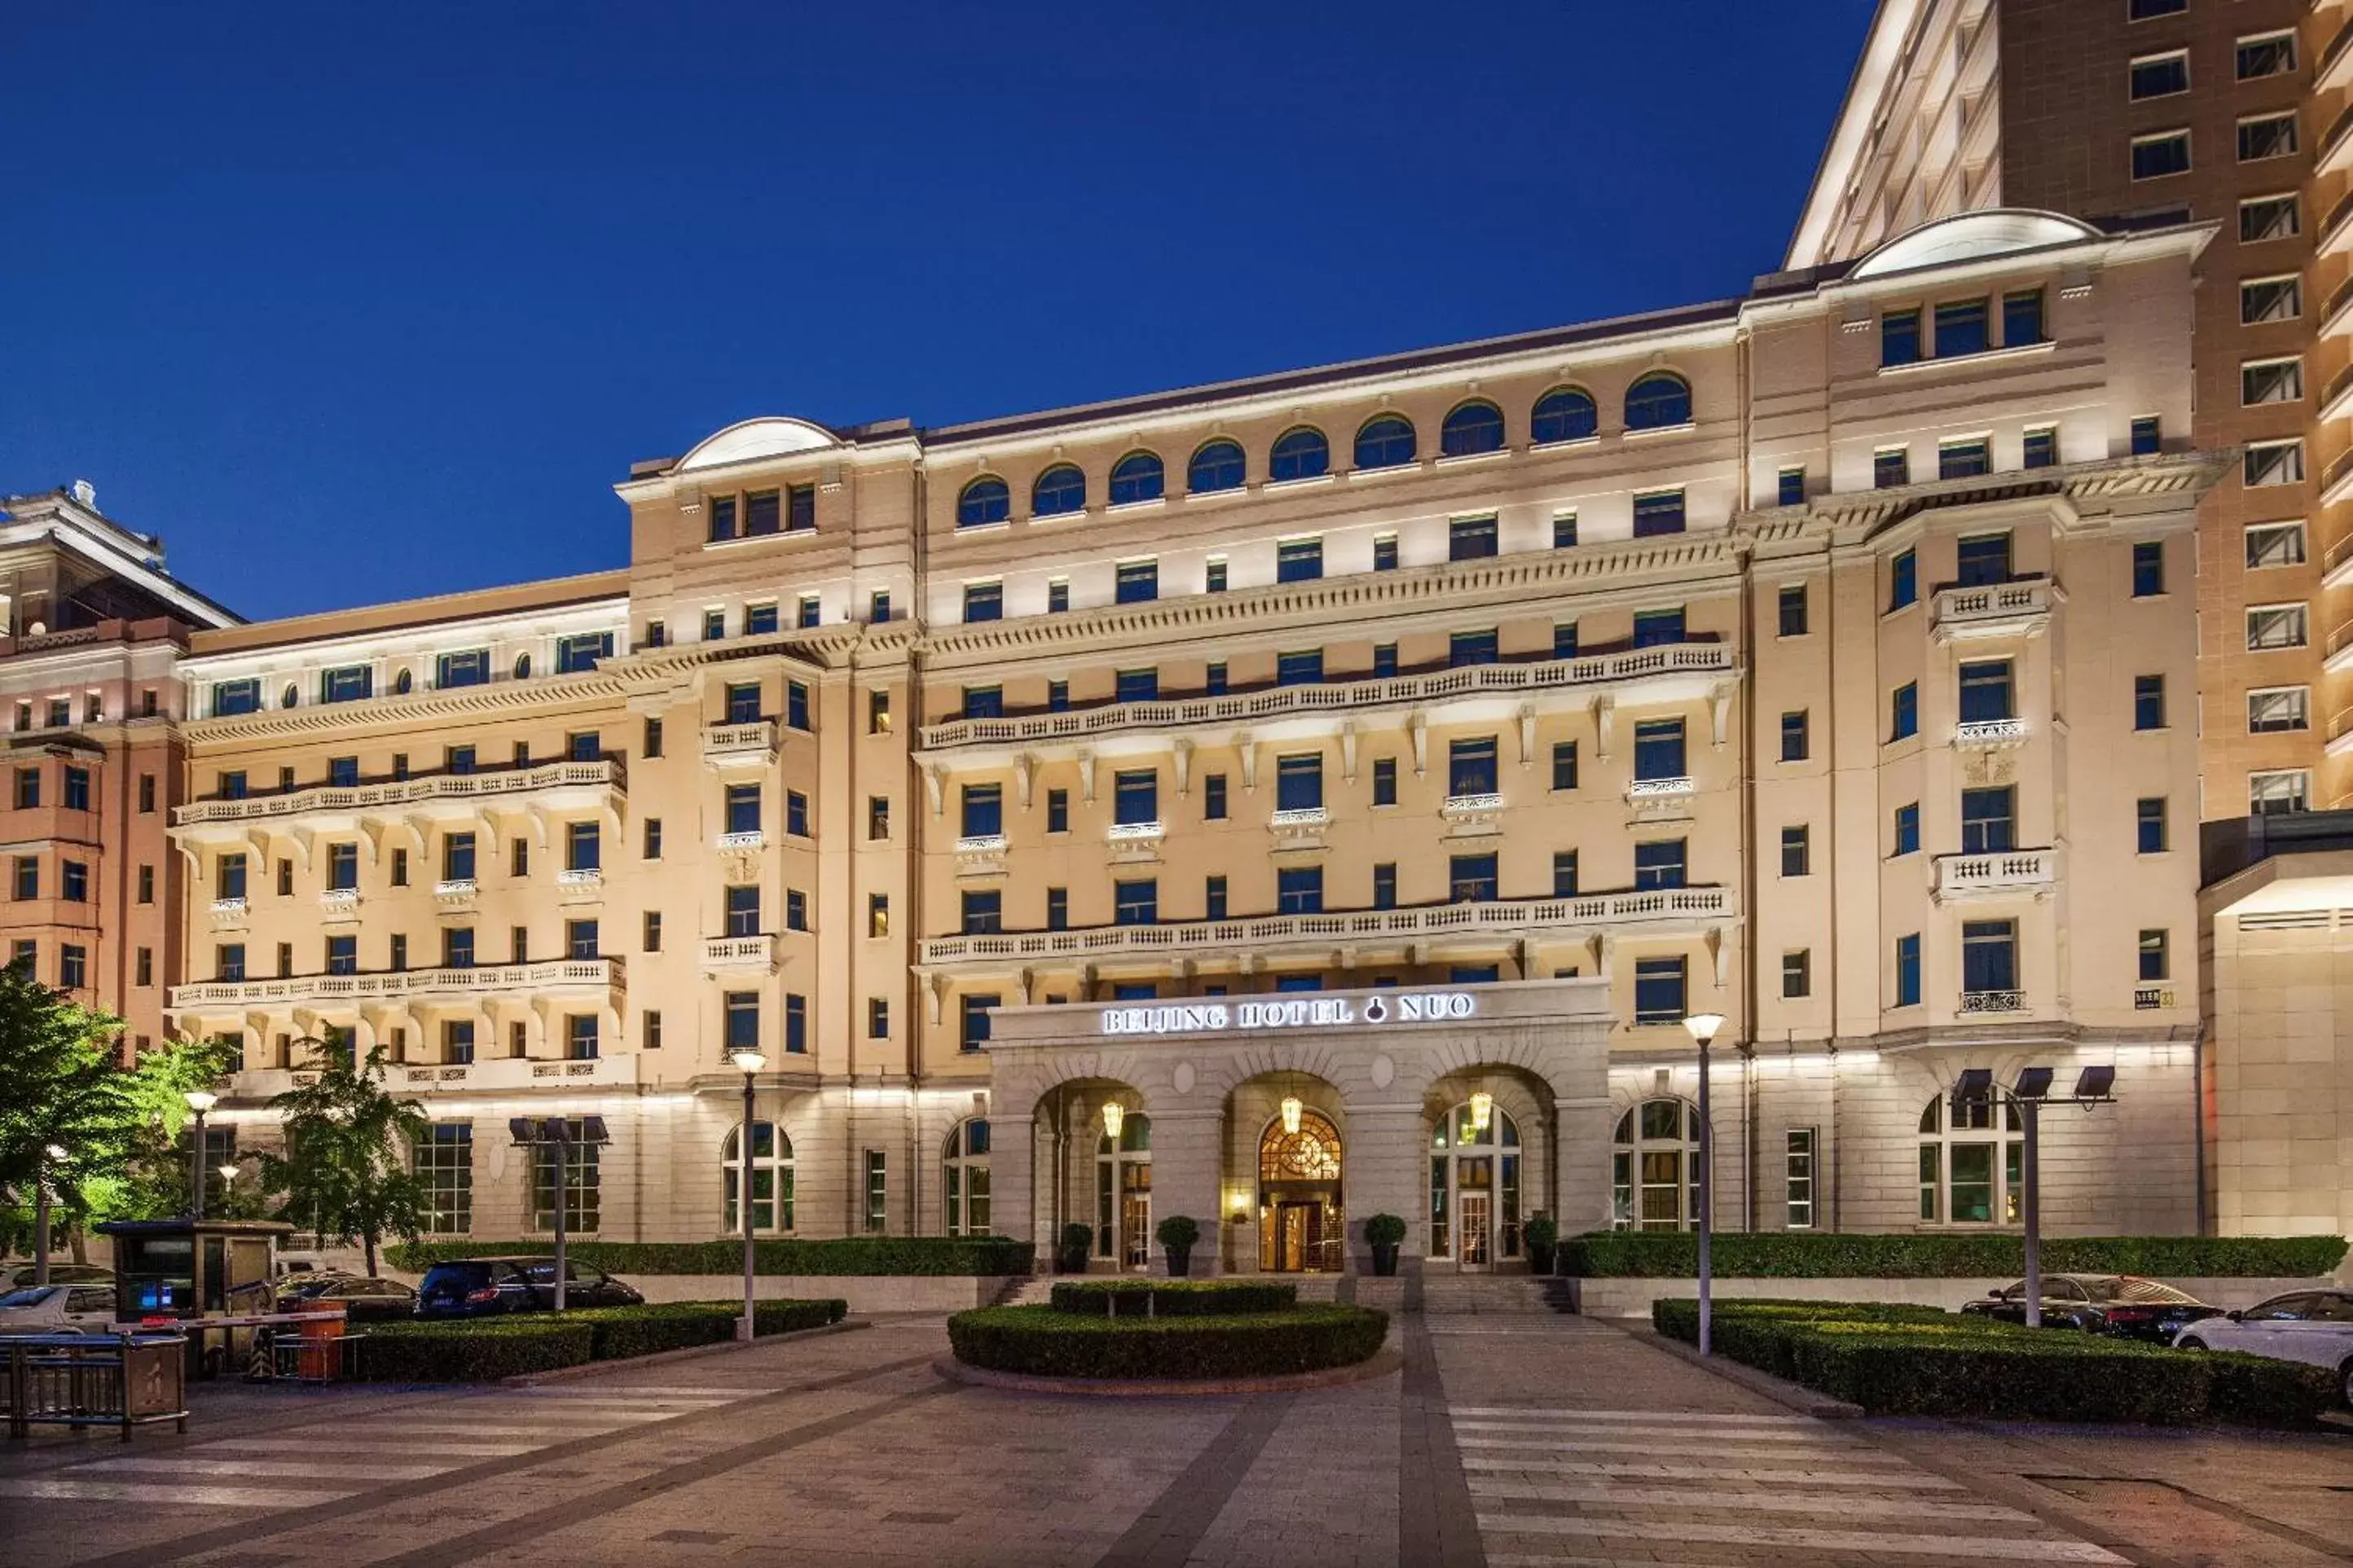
left=1, top=2, right=1876, bottom=621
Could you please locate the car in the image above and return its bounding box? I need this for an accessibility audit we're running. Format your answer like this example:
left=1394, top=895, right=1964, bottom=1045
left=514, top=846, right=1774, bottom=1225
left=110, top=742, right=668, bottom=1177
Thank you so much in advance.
left=0, top=1263, right=113, bottom=1292
left=2175, top=1289, right=2353, bottom=1405
left=0, top=1283, right=121, bottom=1334
left=1959, top=1274, right=2223, bottom=1342
left=413, top=1256, right=644, bottom=1319
left=274, top=1273, right=419, bottom=1322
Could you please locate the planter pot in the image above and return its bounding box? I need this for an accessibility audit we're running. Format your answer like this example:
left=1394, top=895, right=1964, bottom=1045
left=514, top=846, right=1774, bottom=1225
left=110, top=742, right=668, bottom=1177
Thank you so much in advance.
left=1165, top=1246, right=1193, bottom=1279
left=1058, top=1248, right=1091, bottom=1275
left=1370, top=1243, right=1399, bottom=1277
left=1528, top=1243, right=1557, bottom=1276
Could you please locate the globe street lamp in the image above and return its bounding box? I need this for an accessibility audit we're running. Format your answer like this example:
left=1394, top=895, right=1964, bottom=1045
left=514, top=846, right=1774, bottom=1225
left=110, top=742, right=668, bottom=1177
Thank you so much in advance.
left=1680, top=1013, right=1726, bottom=1355
left=729, top=1048, right=767, bottom=1342
left=184, top=1090, right=220, bottom=1221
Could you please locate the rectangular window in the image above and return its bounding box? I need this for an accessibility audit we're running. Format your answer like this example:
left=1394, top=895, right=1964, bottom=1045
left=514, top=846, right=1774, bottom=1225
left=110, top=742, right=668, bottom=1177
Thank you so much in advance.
left=2023, top=427, right=2057, bottom=469
left=963, top=582, right=1002, bottom=622
left=2241, top=194, right=2299, bottom=244
left=412, top=1125, right=473, bottom=1235
left=1779, top=710, right=1808, bottom=762
left=327, top=841, right=358, bottom=892
left=1203, top=560, right=1227, bottom=593
left=788, top=483, right=816, bottom=532
left=1203, top=774, right=1228, bottom=821
left=435, top=649, right=490, bottom=689
left=12, top=857, right=38, bottom=900
left=1631, top=491, right=1685, bottom=538
left=2245, top=520, right=2307, bottom=569
left=2242, top=357, right=2303, bottom=407
left=1374, top=642, right=1400, bottom=676
left=2130, top=130, right=2190, bottom=181
left=1203, top=876, right=1225, bottom=921
left=319, top=665, right=372, bottom=704
left=2129, top=0, right=2185, bottom=15
left=2244, top=440, right=2305, bottom=488
left=1372, top=757, right=1397, bottom=807
left=961, top=684, right=1002, bottom=719
left=864, top=1151, right=887, bottom=1233
left=1780, top=825, right=1810, bottom=878
left=785, top=993, right=807, bottom=1053
left=531, top=1140, right=600, bottom=1232
left=724, top=885, right=760, bottom=938
left=1776, top=468, right=1805, bottom=507
left=1448, top=516, right=1499, bottom=560
left=58, top=945, right=86, bottom=990
left=1782, top=950, right=1811, bottom=999
left=1114, top=880, right=1157, bottom=925
left=2131, top=539, right=2166, bottom=598
left=1777, top=584, right=1807, bottom=637
left=643, top=819, right=663, bottom=859
left=1045, top=579, right=1069, bottom=613
left=2246, top=603, right=2308, bottom=649
left=1550, top=740, right=1577, bottom=792
left=2237, top=30, right=2296, bottom=79
left=703, top=608, right=727, bottom=641
left=1634, top=956, right=1687, bottom=1025
left=2137, top=797, right=2167, bottom=853
left=1046, top=788, right=1070, bottom=832
left=1893, top=802, right=1920, bottom=857
left=1889, top=549, right=1917, bottom=609
left=2241, top=274, right=2302, bottom=323
left=1632, top=607, right=1684, bottom=648
left=1372, top=534, right=1399, bottom=571
left=1275, top=753, right=1324, bottom=812
left=786, top=681, right=811, bottom=731
left=1963, top=919, right=2018, bottom=996
left=1205, top=662, right=1228, bottom=695
left=1372, top=863, right=1397, bottom=909
left=744, top=602, right=779, bottom=636
left=137, top=864, right=153, bottom=903
left=723, top=681, right=762, bottom=725
left=785, top=889, right=808, bottom=931
left=2135, top=674, right=2166, bottom=730
left=1934, top=297, right=1988, bottom=357
left=1894, top=933, right=1922, bottom=1008
left=59, top=861, right=86, bottom=903
left=1938, top=438, right=1990, bottom=480
left=961, top=889, right=1002, bottom=935
left=565, top=821, right=600, bottom=871
left=1551, top=849, right=1578, bottom=898
left=1634, top=838, right=1687, bottom=890
left=1276, top=866, right=1323, bottom=915
left=1784, top=1129, right=1817, bottom=1229
left=1277, top=649, right=1323, bottom=686
left=1449, top=629, right=1498, bottom=668
left=1961, top=786, right=2017, bottom=854
left=643, top=911, right=662, bottom=952
left=1553, top=512, right=1579, bottom=547
left=442, top=927, right=473, bottom=967
left=1874, top=448, right=1910, bottom=489
left=1447, top=737, right=1498, bottom=797
left=555, top=632, right=614, bottom=673
left=867, top=998, right=889, bottom=1039
left=1633, top=718, right=1686, bottom=782
left=326, top=756, right=360, bottom=788
left=211, top=679, right=262, bottom=717
left=2248, top=687, right=2311, bottom=733
left=960, top=995, right=997, bottom=1053
left=1956, top=531, right=2012, bottom=586
left=1114, top=770, right=1159, bottom=827
left=1959, top=659, right=2014, bottom=723
left=325, top=934, right=358, bottom=976
left=1890, top=682, right=1918, bottom=741
left=1046, top=887, right=1069, bottom=929
left=1115, top=560, right=1159, bottom=604
left=720, top=990, right=757, bottom=1052
left=2002, top=288, right=2044, bottom=347
left=1115, top=669, right=1159, bottom=704
left=2140, top=929, right=2170, bottom=982
left=1449, top=853, right=1499, bottom=903
left=2128, top=51, right=2188, bottom=99
left=1276, top=538, right=1323, bottom=582
left=1881, top=308, right=1920, bottom=367
left=2131, top=415, right=2162, bottom=455
left=743, top=489, right=781, bottom=535
left=867, top=689, right=891, bottom=735
left=565, top=919, right=599, bottom=960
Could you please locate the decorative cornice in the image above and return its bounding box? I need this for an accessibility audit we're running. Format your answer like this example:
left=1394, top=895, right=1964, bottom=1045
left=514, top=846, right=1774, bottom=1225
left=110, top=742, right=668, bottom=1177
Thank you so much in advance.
left=183, top=669, right=628, bottom=744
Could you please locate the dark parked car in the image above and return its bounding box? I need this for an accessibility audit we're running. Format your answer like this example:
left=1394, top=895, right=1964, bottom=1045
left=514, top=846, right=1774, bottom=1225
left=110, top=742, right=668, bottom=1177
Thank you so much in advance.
left=1961, top=1274, right=2222, bottom=1342
left=414, top=1257, right=643, bottom=1319
left=275, top=1273, right=418, bottom=1322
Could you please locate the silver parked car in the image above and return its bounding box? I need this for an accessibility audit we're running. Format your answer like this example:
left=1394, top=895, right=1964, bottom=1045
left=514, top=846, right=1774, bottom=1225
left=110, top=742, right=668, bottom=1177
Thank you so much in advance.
left=2175, top=1289, right=2353, bottom=1405
left=0, top=1283, right=120, bottom=1334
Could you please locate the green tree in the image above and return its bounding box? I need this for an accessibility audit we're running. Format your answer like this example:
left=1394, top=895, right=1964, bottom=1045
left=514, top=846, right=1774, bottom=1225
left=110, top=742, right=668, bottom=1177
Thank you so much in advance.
left=259, top=1039, right=430, bottom=1276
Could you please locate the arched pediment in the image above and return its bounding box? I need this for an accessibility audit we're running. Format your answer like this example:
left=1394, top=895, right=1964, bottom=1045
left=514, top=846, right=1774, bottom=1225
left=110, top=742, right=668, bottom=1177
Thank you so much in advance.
left=1849, top=209, right=2102, bottom=280
left=676, top=416, right=839, bottom=473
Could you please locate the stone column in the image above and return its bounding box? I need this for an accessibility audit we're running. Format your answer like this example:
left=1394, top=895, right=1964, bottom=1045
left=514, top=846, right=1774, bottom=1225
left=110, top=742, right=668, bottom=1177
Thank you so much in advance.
left=1145, top=1106, right=1224, bottom=1276
left=991, top=1084, right=1039, bottom=1255
left=1342, top=1101, right=1427, bottom=1271
left=1556, top=1092, right=1616, bottom=1236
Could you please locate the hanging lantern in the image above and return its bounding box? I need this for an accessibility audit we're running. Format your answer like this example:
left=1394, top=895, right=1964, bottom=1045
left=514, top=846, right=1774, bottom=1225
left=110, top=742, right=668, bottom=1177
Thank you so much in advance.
left=1469, top=1091, right=1494, bottom=1134
left=1280, top=1095, right=1304, bottom=1135
left=1101, top=1100, right=1124, bottom=1141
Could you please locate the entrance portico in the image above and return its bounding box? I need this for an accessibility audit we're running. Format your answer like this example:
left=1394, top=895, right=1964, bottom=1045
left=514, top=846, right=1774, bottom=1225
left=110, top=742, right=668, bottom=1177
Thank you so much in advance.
left=983, top=978, right=1612, bottom=1274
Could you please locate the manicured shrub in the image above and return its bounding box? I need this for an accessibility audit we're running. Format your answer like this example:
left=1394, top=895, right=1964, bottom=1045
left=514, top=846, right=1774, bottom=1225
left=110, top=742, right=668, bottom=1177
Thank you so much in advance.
left=948, top=1304, right=1388, bottom=1380
left=1569, top=1231, right=2346, bottom=1280
left=570, top=1298, right=847, bottom=1359
left=2198, top=1349, right=2342, bottom=1429
left=1049, top=1280, right=1297, bottom=1317
left=385, top=1236, right=1033, bottom=1277
left=1362, top=1214, right=1407, bottom=1247
left=353, top=1298, right=847, bottom=1381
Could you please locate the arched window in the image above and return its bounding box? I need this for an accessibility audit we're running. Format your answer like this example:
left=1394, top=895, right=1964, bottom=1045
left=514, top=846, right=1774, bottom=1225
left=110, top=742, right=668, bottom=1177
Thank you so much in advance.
left=393, top=669, right=413, bottom=696
left=1440, top=401, right=1506, bottom=458
left=1259, top=1109, right=1344, bottom=1272
left=1108, top=451, right=1164, bottom=507
left=1612, top=1099, right=1698, bottom=1231
left=1260, top=1111, right=1342, bottom=1182
left=943, top=1118, right=992, bottom=1236
left=1530, top=387, right=1599, bottom=446
left=1269, top=426, right=1330, bottom=483
left=722, top=1120, right=794, bottom=1233
left=279, top=683, right=299, bottom=709
left=1031, top=463, right=1086, bottom=517
left=1917, top=1094, right=2022, bottom=1225
left=1431, top=1100, right=1522, bottom=1264
left=1625, top=372, right=1692, bottom=431
left=1096, top=1109, right=1151, bottom=1267
left=957, top=476, right=1010, bottom=529
left=1188, top=438, right=1246, bottom=494
left=1354, top=415, right=1418, bottom=470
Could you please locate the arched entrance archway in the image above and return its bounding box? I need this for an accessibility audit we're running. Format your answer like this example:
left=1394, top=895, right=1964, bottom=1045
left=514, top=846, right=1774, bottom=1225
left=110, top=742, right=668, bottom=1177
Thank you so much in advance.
left=1257, top=1109, right=1343, bottom=1272
left=1432, top=1099, right=1523, bottom=1271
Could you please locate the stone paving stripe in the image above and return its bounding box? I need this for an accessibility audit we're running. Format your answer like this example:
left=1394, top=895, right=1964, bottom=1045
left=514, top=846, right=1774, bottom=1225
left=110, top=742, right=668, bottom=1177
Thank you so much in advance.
left=1464, top=1478, right=2036, bottom=1521
left=507, top=1386, right=754, bottom=1399
left=1476, top=1513, right=2130, bottom=1563
left=203, top=1438, right=539, bottom=1457
left=79, top=1457, right=457, bottom=1481
left=1451, top=1417, right=1842, bottom=1443
left=1091, top=1393, right=1295, bottom=1568
left=59, top=1351, right=943, bottom=1568
left=1449, top=1407, right=1810, bottom=1425
left=1455, top=1456, right=1965, bottom=1487
left=0, top=1478, right=356, bottom=1508
left=1450, top=1433, right=1894, bottom=1456
left=1399, top=1285, right=1487, bottom=1568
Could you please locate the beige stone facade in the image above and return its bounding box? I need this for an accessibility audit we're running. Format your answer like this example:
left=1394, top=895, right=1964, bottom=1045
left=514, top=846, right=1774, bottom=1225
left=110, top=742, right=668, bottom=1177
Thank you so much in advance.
left=135, top=209, right=2231, bottom=1269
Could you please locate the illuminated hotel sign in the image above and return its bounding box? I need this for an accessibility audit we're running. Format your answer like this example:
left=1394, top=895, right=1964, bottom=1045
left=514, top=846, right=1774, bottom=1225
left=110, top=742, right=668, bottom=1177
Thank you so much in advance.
left=1099, top=990, right=1476, bottom=1037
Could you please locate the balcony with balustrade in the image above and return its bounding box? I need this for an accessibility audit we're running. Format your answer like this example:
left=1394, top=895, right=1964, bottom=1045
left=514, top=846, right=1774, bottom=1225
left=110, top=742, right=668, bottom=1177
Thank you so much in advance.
left=702, top=720, right=779, bottom=768
left=167, top=956, right=626, bottom=1015
left=915, top=886, right=1737, bottom=975
left=226, top=1050, right=645, bottom=1103
left=1930, top=577, right=2054, bottom=643
left=1931, top=847, right=2057, bottom=903
left=170, top=760, right=625, bottom=845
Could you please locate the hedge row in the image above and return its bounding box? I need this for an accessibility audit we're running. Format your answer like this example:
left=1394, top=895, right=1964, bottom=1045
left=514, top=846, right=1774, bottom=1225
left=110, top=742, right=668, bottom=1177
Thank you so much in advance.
left=1651, top=1298, right=2338, bottom=1427
left=354, top=1298, right=847, bottom=1381
left=948, top=1305, right=1388, bottom=1380
left=1049, top=1280, right=1298, bottom=1317
left=1568, top=1231, right=2349, bottom=1280
left=385, top=1236, right=1034, bottom=1277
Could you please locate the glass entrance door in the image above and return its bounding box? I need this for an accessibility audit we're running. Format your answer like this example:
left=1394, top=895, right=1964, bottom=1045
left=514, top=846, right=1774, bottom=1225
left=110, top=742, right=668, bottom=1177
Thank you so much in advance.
left=1458, top=1191, right=1492, bottom=1270
left=1120, top=1188, right=1151, bottom=1269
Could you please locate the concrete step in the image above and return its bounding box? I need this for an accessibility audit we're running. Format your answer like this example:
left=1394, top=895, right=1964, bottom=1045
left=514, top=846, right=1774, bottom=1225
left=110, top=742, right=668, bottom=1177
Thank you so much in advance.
left=1418, top=1274, right=1566, bottom=1315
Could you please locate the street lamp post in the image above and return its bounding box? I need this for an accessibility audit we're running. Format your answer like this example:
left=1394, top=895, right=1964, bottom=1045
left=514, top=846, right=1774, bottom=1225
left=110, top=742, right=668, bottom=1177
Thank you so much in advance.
left=1953, top=1065, right=2113, bottom=1331
left=508, top=1115, right=610, bottom=1314
left=729, top=1048, right=767, bottom=1342
left=1681, top=1012, right=1726, bottom=1356
left=184, top=1090, right=219, bottom=1221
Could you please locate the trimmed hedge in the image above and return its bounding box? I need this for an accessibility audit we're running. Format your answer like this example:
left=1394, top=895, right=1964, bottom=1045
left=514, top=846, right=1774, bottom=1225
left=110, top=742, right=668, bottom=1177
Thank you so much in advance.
left=354, top=1298, right=847, bottom=1382
left=1651, top=1298, right=2338, bottom=1427
left=1049, top=1280, right=1299, bottom=1317
left=1568, top=1231, right=2348, bottom=1280
left=948, top=1304, right=1388, bottom=1380
left=385, top=1236, right=1033, bottom=1277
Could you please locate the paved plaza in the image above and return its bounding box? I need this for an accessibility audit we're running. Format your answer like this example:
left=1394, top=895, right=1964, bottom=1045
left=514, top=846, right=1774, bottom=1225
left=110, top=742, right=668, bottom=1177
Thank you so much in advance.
left=0, top=1307, right=2346, bottom=1568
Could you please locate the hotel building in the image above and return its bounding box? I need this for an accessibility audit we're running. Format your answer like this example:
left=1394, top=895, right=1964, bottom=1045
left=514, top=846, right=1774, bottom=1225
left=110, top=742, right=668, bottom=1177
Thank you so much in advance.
left=153, top=207, right=2232, bottom=1272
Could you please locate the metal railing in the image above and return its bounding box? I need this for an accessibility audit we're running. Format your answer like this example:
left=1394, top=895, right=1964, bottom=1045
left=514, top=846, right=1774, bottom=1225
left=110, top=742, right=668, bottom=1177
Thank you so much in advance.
left=174, top=759, right=622, bottom=828
left=2, top=1331, right=187, bottom=1441
left=169, top=956, right=624, bottom=1009
left=1959, top=989, right=2025, bottom=1014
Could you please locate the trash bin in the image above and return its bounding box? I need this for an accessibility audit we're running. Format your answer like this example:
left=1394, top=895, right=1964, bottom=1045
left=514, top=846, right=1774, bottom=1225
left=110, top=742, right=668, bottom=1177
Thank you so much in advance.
left=296, top=1303, right=346, bottom=1382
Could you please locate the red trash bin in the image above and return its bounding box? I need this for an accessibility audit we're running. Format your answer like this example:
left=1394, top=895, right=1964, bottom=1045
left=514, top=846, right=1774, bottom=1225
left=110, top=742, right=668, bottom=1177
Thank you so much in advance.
left=297, top=1303, right=347, bottom=1381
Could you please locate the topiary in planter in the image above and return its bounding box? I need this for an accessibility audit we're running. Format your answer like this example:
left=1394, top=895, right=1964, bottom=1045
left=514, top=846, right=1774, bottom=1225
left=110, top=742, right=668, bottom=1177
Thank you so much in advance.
left=1058, top=1222, right=1094, bottom=1275
left=1524, top=1212, right=1559, bottom=1275
left=1363, top=1213, right=1406, bottom=1277
left=1155, top=1214, right=1201, bottom=1277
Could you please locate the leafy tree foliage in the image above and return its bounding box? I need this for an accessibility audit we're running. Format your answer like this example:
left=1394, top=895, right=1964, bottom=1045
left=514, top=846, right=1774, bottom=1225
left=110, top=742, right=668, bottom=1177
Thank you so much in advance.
left=260, top=1039, right=430, bottom=1276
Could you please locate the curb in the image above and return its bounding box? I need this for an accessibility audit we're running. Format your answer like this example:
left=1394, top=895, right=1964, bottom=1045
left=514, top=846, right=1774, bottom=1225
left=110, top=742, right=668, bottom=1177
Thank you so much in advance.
left=931, top=1345, right=1404, bottom=1399
left=501, top=1318, right=871, bottom=1386
left=1601, top=1318, right=1864, bottom=1420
